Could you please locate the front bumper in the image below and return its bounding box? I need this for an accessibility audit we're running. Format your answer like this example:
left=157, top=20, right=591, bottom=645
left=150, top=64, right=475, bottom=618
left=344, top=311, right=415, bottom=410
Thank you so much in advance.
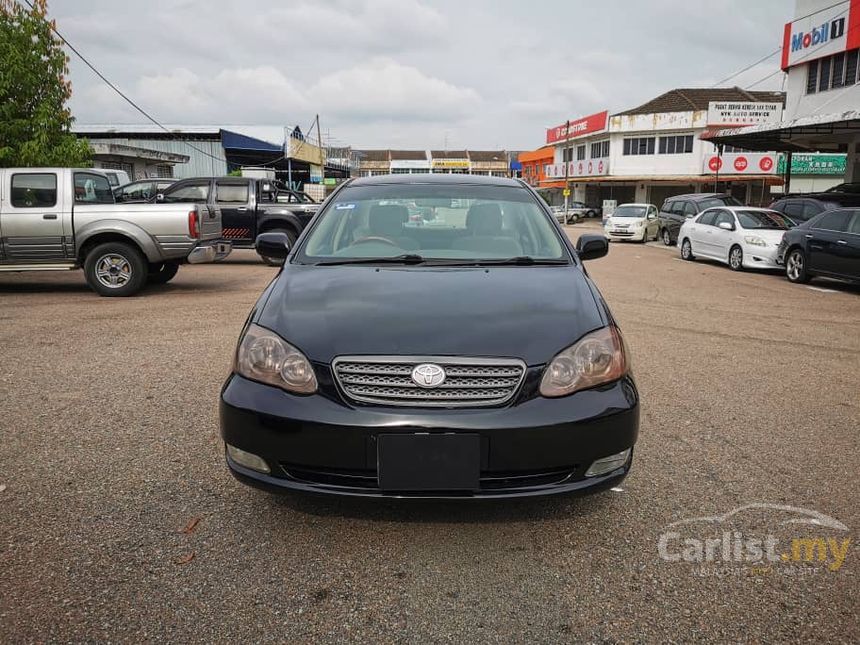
left=741, top=243, right=780, bottom=269
left=187, top=241, right=232, bottom=264
left=605, top=227, right=644, bottom=241
left=219, top=372, right=639, bottom=499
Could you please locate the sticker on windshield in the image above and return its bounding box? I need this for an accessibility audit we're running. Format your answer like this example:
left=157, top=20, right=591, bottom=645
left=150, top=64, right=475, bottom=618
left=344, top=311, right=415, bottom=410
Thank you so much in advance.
left=335, top=203, right=355, bottom=210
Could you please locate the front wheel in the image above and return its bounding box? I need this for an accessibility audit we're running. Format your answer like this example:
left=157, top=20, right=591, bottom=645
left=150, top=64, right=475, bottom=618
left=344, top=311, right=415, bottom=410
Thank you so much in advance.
left=728, top=245, right=744, bottom=271
left=84, top=242, right=147, bottom=297
left=662, top=228, right=672, bottom=246
left=785, top=248, right=810, bottom=283
left=147, top=261, right=180, bottom=284
left=681, top=238, right=695, bottom=261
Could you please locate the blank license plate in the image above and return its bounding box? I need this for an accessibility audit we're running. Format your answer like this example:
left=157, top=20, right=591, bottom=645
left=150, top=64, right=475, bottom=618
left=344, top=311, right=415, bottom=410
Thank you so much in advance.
left=378, top=433, right=480, bottom=491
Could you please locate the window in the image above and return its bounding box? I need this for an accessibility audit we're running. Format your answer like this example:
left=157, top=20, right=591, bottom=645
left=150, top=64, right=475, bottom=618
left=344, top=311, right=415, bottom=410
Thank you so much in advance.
left=659, top=134, right=694, bottom=154
left=683, top=202, right=698, bottom=217
left=801, top=201, right=824, bottom=220
left=819, top=57, right=832, bottom=92
left=115, top=181, right=155, bottom=202
left=671, top=201, right=687, bottom=216
left=698, top=211, right=717, bottom=226
left=622, top=137, right=655, bottom=155
left=782, top=201, right=803, bottom=219
left=848, top=211, right=860, bottom=234
left=216, top=182, right=249, bottom=203
left=562, top=147, right=573, bottom=162
left=807, top=60, right=819, bottom=94
left=846, top=50, right=859, bottom=87
left=813, top=211, right=851, bottom=232
left=576, top=145, right=586, bottom=161
left=661, top=200, right=674, bottom=213
left=832, top=52, right=846, bottom=88
left=163, top=181, right=210, bottom=202
left=155, top=165, right=173, bottom=178
left=73, top=172, right=113, bottom=204
left=391, top=168, right=411, bottom=174
left=10, top=173, right=57, bottom=208
left=590, top=140, right=609, bottom=158
left=714, top=211, right=736, bottom=229
left=808, top=48, right=859, bottom=94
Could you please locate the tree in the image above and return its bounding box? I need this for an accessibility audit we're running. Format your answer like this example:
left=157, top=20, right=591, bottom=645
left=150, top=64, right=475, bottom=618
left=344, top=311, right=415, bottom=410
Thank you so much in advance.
left=0, top=0, right=91, bottom=167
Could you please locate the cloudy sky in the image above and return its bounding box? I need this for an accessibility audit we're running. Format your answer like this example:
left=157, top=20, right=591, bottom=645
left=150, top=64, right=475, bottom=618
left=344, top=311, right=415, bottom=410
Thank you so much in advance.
left=52, top=0, right=793, bottom=150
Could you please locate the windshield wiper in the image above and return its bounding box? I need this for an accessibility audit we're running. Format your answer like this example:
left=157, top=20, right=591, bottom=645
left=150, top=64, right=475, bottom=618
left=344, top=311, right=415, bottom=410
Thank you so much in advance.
left=446, top=256, right=569, bottom=266
left=316, top=254, right=426, bottom=266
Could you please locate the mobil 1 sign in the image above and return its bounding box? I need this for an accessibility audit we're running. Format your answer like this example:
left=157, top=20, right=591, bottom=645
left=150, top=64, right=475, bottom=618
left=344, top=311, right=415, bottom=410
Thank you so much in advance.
left=706, top=101, right=782, bottom=127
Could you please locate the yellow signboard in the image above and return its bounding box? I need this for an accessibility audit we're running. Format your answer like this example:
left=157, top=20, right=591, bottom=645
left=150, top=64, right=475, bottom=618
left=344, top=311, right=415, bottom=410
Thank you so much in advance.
left=563, top=188, right=571, bottom=197
left=431, top=159, right=470, bottom=169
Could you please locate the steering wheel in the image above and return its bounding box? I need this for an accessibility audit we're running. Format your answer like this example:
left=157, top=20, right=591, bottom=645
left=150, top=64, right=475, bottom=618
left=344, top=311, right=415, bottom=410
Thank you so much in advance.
left=352, top=236, right=399, bottom=247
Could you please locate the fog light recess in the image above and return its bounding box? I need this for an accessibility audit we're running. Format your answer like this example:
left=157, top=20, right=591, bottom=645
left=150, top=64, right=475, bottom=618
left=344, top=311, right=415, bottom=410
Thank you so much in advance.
left=585, top=449, right=631, bottom=477
left=226, top=444, right=270, bottom=474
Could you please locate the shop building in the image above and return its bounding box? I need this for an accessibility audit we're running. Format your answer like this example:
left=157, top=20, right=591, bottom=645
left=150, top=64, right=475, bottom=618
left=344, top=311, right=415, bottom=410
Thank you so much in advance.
left=355, top=150, right=510, bottom=176
left=704, top=0, right=860, bottom=189
left=772, top=153, right=848, bottom=193
left=518, top=147, right=554, bottom=188
left=539, top=88, right=785, bottom=208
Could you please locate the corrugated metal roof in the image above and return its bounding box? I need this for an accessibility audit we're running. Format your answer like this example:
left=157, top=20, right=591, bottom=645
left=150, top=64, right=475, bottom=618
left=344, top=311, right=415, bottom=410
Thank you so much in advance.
left=468, top=150, right=507, bottom=162
left=615, top=88, right=786, bottom=116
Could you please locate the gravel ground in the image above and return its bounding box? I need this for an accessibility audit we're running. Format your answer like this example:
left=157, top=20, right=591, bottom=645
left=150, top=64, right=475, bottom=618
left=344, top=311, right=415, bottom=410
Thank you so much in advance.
left=1, top=230, right=858, bottom=643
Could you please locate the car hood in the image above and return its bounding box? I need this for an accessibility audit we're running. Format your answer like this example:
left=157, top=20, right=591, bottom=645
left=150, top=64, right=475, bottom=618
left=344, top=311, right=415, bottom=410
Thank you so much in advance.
left=257, top=264, right=605, bottom=365
left=607, top=217, right=644, bottom=225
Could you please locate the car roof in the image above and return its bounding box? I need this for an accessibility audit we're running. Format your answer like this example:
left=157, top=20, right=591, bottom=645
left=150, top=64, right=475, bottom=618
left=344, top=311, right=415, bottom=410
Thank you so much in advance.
left=617, top=202, right=654, bottom=207
left=777, top=193, right=860, bottom=205
left=349, top=174, right=522, bottom=188
left=669, top=193, right=732, bottom=201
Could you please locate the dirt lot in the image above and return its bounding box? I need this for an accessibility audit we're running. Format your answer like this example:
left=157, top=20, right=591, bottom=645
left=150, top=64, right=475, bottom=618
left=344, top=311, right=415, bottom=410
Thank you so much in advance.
left=1, top=227, right=858, bottom=643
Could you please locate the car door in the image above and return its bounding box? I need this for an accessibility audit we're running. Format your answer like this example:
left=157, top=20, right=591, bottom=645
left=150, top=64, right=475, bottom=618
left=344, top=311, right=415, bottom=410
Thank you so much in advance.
left=215, top=180, right=253, bottom=243
left=645, top=205, right=659, bottom=238
left=806, top=210, right=852, bottom=276
left=690, top=210, right=715, bottom=255
left=710, top=210, right=737, bottom=262
left=1, top=170, right=70, bottom=263
left=844, top=210, right=860, bottom=280
left=670, top=201, right=689, bottom=238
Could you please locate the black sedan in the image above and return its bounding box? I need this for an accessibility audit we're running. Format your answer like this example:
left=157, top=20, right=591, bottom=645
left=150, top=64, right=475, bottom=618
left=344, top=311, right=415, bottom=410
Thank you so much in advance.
left=777, top=208, right=860, bottom=284
left=220, top=174, right=639, bottom=499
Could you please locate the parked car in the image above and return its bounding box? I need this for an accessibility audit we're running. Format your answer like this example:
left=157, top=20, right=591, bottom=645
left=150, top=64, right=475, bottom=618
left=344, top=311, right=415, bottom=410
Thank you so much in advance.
left=658, top=193, right=743, bottom=246
left=156, top=177, right=319, bottom=265
left=603, top=203, right=659, bottom=242
left=824, top=182, right=860, bottom=194
left=0, top=168, right=230, bottom=296
left=678, top=207, right=791, bottom=271
left=769, top=193, right=860, bottom=225
left=551, top=205, right=579, bottom=224
left=99, top=169, right=131, bottom=189
left=220, top=174, right=639, bottom=498
left=569, top=201, right=601, bottom=218
left=114, top=178, right=177, bottom=203
left=777, top=208, right=860, bottom=284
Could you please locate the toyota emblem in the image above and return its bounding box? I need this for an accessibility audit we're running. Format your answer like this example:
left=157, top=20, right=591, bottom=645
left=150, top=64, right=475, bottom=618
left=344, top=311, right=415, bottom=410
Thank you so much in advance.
left=411, top=363, right=446, bottom=388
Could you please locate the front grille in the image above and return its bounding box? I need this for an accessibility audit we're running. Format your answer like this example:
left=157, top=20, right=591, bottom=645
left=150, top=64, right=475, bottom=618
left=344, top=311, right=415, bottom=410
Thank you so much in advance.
left=332, top=356, right=526, bottom=407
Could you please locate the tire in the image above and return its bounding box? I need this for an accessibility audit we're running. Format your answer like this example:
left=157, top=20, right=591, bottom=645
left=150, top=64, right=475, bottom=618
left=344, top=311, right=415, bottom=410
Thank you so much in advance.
left=84, top=242, right=147, bottom=297
left=680, top=238, right=695, bottom=261
left=587, top=210, right=596, bottom=218
left=785, top=247, right=810, bottom=284
left=147, top=261, right=180, bottom=284
left=728, top=245, right=744, bottom=271
left=661, top=228, right=672, bottom=246
left=258, top=228, right=297, bottom=266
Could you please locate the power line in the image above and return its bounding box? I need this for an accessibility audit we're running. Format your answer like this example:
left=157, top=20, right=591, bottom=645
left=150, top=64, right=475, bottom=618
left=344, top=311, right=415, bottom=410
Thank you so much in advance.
left=711, top=47, right=782, bottom=88
left=19, top=0, right=239, bottom=163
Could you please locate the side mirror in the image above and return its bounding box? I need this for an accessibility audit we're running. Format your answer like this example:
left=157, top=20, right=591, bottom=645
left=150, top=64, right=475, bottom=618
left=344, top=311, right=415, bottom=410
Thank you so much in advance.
left=255, top=231, right=292, bottom=260
left=718, top=221, right=735, bottom=231
left=685, top=213, right=694, bottom=219
left=155, top=193, right=165, bottom=203
left=647, top=212, right=656, bottom=220
left=576, top=234, right=609, bottom=261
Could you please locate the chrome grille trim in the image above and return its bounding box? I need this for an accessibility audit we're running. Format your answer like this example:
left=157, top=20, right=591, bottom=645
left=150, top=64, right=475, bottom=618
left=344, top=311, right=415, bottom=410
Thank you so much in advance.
left=332, top=355, right=527, bottom=407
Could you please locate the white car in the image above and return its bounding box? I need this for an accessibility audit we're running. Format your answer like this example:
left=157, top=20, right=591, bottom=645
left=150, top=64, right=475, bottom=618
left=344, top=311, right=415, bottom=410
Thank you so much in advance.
left=678, top=206, right=792, bottom=271
left=603, top=203, right=659, bottom=242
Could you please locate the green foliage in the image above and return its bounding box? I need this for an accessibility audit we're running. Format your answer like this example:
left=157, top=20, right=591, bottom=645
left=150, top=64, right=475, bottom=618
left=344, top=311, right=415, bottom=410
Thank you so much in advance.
left=0, top=0, right=91, bottom=167
left=227, top=168, right=243, bottom=177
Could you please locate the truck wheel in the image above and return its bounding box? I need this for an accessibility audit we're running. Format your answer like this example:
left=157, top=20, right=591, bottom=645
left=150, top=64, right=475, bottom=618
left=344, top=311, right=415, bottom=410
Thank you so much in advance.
left=147, top=261, right=180, bottom=284
left=258, top=228, right=296, bottom=266
left=84, top=242, right=147, bottom=297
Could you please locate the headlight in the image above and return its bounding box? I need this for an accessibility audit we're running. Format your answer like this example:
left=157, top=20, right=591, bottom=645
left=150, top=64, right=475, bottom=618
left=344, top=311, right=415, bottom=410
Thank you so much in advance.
left=744, top=235, right=767, bottom=247
left=539, top=326, right=629, bottom=397
left=235, top=323, right=317, bottom=394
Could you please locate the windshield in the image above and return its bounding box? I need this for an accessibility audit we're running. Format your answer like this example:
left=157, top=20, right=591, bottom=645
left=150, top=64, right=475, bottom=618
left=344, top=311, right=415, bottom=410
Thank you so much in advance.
left=298, top=183, right=567, bottom=263
left=611, top=206, right=647, bottom=218
left=736, top=210, right=790, bottom=230
left=698, top=196, right=742, bottom=210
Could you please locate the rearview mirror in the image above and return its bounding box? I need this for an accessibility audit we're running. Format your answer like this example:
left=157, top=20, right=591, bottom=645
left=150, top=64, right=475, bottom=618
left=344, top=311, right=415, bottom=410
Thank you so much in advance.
left=575, top=234, right=608, bottom=261
left=255, top=231, right=292, bottom=261
left=155, top=193, right=165, bottom=203
left=718, top=221, right=735, bottom=231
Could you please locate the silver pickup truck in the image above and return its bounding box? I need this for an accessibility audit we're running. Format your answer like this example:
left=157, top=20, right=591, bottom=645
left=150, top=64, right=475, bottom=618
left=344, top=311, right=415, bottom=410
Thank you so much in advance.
left=0, top=168, right=230, bottom=296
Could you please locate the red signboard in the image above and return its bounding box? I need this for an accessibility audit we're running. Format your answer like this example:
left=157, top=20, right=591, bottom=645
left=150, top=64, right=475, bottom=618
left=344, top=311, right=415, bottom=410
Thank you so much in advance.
left=546, top=111, right=609, bottom=145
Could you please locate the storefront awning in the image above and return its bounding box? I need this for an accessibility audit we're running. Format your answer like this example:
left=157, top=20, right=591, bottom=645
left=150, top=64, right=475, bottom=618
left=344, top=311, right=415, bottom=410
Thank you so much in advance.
left=700, top=110, right=860, bottom=153
left=539, top=174, right=783, bottom=188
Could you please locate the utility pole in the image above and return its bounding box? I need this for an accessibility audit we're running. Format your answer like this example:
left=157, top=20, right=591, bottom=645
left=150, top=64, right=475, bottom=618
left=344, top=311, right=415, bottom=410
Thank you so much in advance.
left=316, top=114, right=323, bottom=185
left=563, top=120, right=571, bottom=225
